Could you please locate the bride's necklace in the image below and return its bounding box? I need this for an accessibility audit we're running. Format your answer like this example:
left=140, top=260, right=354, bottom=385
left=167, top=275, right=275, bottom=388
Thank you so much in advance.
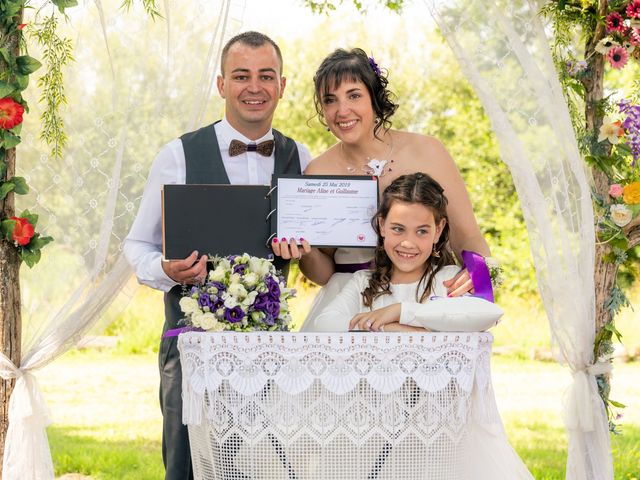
left=341, top=137, right=395, bottom=177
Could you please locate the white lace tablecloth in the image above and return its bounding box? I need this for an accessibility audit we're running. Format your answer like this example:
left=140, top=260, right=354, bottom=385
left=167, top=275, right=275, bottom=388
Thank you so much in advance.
left=178, top=332, right=499, bottom=480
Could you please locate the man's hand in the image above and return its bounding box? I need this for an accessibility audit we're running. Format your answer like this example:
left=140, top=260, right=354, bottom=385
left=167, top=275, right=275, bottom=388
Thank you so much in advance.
left=162, top=250, right=208, bottom=285
left=443, top=268, right=473, bottom=297
left=271, top=237, right=311, bottom=260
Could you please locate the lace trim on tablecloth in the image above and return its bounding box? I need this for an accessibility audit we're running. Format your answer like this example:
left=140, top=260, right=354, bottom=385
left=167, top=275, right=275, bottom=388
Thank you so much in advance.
left=178, top=332, right=493, bottom=425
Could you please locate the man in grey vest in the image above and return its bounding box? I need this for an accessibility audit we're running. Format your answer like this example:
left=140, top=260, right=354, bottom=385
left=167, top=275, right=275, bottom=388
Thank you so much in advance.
left=124, top=31, right=311, bottom=479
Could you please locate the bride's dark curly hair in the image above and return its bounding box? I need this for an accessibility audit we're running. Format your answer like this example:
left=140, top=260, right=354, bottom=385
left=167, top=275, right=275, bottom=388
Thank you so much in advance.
left=313, top=48, right=398, bottom=139
left=362, top=173, right=456, bottom=308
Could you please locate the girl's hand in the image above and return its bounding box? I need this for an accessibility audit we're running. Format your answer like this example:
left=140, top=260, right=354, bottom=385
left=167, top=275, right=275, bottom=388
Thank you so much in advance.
left=349, top=303, right=401, bottom=332
left=271, top=237, right=311, bottom=260
left=443, top=268, right=473, bottom=297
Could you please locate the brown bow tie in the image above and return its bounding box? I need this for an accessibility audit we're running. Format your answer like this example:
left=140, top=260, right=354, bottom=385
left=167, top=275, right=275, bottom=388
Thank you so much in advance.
left=228, top=139, right=275, bottom=157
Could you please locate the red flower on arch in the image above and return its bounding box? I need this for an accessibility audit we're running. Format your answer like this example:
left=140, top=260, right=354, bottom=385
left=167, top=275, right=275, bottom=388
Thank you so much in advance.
left=9, top=217, right=35, bottom=246
left=0, top=98, right=25, bottom=130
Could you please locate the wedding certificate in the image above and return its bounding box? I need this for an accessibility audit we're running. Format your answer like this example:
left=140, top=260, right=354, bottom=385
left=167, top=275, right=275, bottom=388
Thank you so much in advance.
left=273, top=175, right=378, bottom=247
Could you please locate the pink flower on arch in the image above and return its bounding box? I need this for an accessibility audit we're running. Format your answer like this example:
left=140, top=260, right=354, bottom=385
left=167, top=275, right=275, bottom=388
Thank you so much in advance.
left=606, top=12, right=626, bottom=33
left=607, top=46, right=629, bottom=69
left=609, top=184, right=624, bottom=198
left=626, top=0, right=640, bottom=19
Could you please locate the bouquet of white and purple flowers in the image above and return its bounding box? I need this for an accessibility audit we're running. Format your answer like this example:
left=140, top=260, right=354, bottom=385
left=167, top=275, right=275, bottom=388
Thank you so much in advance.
left=179, top=253, right=295, bottom=332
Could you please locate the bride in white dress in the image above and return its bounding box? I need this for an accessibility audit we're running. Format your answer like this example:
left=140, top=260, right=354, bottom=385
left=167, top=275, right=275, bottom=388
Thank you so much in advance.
left=279, top=47, right=491, bottom=331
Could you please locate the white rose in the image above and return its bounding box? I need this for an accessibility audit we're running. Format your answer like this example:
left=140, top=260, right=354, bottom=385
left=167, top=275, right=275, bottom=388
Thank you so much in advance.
left=198, top=312, right=218, bottom=331
left=228, top=283, right=247, bottom=299
left=249, top=257, right=271, bottom=276
left=218, top=258, right=231, bottom=270
left=179, top=297, right=200, bottom=314
left=190, top=312, right=204, bottom=328
left=224, top=295, right=239, bottom=309
left=209, top=268, right=225, bottom=282
left=610, top=204, right=632, bottom=227
left=242, top=290, right=258, bottom=307
left=243, top=272, right=259, bottom=287
left=229, top=273, right=241, bottom=285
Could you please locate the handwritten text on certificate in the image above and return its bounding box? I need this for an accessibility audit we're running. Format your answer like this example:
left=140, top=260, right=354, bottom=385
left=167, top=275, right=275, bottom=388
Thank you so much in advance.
left=276, top=176, right=378, bottom=247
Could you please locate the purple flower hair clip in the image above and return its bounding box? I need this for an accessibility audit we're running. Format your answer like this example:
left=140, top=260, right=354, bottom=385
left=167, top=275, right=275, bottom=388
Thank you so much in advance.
left=368, top=56, right=381, bottom=77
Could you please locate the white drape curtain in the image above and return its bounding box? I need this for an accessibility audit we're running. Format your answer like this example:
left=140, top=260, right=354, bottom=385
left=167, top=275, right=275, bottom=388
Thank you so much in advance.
left=424, top=0, right=612, bottom=478
left=0, top=0, right=241, bottom=477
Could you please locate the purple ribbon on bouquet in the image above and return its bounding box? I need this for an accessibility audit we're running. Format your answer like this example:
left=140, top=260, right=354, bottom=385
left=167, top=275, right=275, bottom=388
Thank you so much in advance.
left=461, top=250, right=494, bottom=303
left=162, top=325, right=204, bottom=339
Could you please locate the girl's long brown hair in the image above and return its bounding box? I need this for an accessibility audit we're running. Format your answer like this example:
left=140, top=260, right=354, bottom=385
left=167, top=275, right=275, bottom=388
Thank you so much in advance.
left=362, top=172, right=455, bottom=308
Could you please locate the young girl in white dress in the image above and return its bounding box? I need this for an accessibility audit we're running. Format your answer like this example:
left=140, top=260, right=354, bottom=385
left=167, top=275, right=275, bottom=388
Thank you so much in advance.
left=314, top=172, right=461, bottom=332
left=315, top=172, right=534, bottom=480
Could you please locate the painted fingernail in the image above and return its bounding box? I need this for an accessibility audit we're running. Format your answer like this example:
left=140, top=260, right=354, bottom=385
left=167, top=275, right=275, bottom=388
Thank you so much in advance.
left=299, top=237, right=305, bottom=242
left=281, top=237, right=287, bottom=242
left=272, top=238, right=278, bottom=243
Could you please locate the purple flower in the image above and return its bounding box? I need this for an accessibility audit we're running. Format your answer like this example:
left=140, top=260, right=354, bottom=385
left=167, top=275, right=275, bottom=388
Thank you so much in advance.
left=208, top=281, right=225, bottom=293
left=263, top=314, right=277, bottom=326
left=265, top=276, right=281, bottom=300
left=265, top=300, right=280, bottom=319
left=224, top=306, right=245, bottom=323
left=619, top=99, right=640, bottom=165
left=253, top=293, right=269, bottom=311
left=197, top=293, right=214, bottom=310
left=368, top=56, right=381, bottom=76
left=233, top=263, right=246, bottom=275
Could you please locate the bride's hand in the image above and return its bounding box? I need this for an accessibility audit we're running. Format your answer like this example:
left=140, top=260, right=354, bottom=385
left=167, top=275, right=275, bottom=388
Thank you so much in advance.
left=443, top=268, right=473, bottom=297
left=271, top=237, right=311, bottom=260
left=349, top=303, right=401, bottom=332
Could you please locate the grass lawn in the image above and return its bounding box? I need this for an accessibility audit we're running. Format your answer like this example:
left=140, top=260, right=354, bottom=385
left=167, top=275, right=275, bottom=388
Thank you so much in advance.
left=40, top=348, right=640, bottom=479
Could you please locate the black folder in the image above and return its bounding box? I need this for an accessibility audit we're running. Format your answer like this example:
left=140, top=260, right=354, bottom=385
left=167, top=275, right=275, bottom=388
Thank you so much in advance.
left=162, top=184, right=272, bottom=260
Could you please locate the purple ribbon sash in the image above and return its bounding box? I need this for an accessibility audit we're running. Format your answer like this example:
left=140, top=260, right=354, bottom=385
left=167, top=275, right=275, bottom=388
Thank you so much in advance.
left=461, top=250, right=494, bottom=303
left=162, top=326, right=204, bottom=339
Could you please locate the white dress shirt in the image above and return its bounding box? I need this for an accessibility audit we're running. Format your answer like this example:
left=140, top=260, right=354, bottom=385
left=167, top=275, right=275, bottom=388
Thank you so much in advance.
left=123, top=117, right=312, bottom=292
left=313, top=265, right=461, bottom=331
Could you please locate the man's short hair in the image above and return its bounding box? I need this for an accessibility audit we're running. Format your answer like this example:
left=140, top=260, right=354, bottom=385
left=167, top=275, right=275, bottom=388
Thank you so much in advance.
left=220, top=31, right=283, bottom=76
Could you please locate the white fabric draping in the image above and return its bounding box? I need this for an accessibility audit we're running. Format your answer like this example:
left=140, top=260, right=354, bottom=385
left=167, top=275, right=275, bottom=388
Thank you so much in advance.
left=423, top=1, right=612, bottom=478
left=1, top=0, right=241, bottom=477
